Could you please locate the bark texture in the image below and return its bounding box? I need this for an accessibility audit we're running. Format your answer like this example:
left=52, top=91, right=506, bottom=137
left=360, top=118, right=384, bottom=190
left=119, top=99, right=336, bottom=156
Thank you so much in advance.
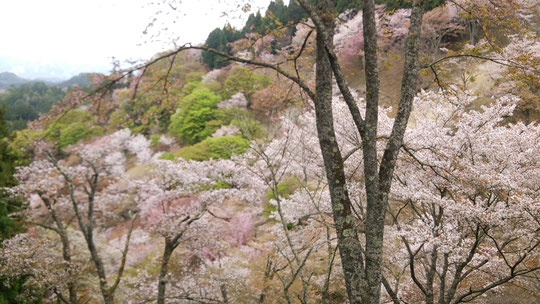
left=311, top=1, right=368, bottom=303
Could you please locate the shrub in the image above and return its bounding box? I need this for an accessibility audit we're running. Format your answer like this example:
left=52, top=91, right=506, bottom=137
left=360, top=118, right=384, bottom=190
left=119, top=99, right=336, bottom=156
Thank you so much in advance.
left=185, top=72, right=205, bottom=83
left=223, top=66, right=270, bottom=101
left=57, top=123, right=103, bottom=148
left=174, top=141, right=212, bottom=161
left=45, top=110, right=103, bottom=148
left=200, top=81, right=223, bottom=95
left=168, top=87, right=222, bottom=144
left=175, top=136, right=250, bottom=161
left=181, top=81, right=202, bottom=95
left=217, top=108, right=264, bottom=139
left=205, top=135, right=250, bottom=159
left=150, top=134, right=161, bottom=148
left=158, top=152, right=176, bottom=161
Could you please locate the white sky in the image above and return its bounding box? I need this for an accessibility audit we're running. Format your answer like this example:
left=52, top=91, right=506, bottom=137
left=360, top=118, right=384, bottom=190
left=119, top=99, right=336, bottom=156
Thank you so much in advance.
left=0, top=0, right=272, bottom=79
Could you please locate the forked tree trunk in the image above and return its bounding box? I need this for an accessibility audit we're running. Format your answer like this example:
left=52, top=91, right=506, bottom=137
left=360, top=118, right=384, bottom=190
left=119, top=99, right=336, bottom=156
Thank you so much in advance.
left=309, top=1, right=425, bottom=303
left=181, top=1, right=425, bottom=302
left=312, top=1, right=368, bottom=303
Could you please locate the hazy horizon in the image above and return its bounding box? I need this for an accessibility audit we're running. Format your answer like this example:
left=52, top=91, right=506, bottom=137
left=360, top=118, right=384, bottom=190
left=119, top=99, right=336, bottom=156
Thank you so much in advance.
left=0, top=0, right=273, bottom=80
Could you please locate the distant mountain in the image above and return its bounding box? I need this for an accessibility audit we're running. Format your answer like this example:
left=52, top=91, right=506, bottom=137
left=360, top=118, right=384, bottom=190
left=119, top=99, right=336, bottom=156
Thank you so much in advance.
left=0, top=72, right=94, bottom=91
left=58, top=73, right=92, bottom=88
left=0, top=72, right=32, bottom=89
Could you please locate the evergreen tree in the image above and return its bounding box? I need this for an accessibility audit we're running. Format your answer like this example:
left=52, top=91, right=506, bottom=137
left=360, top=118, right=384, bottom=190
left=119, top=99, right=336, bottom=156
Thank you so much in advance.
left=286, top=0, right=308, bottom=23
left=202, top=25, right=244, bottom=69
left=252, top=11, right=264, bottom=34
left=202, top=0, right=446, bottom=69
left=335, top=0, right=362, bottom=14
left=0, top=106, right=38, bottom=304
left=0, top=106, right=21, bottom=240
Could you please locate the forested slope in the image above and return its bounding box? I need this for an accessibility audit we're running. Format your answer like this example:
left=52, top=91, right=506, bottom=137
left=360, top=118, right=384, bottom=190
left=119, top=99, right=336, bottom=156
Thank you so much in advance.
left=0, top=1, right=539, bottom=303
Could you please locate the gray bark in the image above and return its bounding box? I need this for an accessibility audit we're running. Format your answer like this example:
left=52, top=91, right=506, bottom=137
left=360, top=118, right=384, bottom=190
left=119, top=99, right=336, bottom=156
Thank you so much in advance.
left=121, top=0, right=427, bottom=301
left=41, top=196, right=78, bottom=304
left=157, top=240, right=175, bottom=304
left=295, top=0, right=426, bottom=303
left=312, top=1, right=368, bottom=303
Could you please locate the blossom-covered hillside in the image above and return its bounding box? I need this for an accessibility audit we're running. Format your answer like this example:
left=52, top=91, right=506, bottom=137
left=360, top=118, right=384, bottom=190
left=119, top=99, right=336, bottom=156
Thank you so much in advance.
left=1, top=1, right=539, bottom=303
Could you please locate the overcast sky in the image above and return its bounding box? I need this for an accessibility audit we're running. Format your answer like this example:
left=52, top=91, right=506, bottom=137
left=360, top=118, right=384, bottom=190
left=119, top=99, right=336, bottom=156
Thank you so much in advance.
left=0, top=0, right=272, bottom=80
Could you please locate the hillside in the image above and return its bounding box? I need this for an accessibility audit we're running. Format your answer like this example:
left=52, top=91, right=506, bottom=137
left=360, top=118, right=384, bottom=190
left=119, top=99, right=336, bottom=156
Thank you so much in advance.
left=0, top=1, right=539, bottom=304
left=0, top=72, right=93, bottom=90
left=0, top=73, right=96, bottom=131
left=0, top=72, right=32, bottom=89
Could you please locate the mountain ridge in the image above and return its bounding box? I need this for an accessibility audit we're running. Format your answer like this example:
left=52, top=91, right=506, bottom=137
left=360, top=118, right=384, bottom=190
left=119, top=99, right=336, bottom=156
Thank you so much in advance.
left=0, top=72, right=92, bottom=90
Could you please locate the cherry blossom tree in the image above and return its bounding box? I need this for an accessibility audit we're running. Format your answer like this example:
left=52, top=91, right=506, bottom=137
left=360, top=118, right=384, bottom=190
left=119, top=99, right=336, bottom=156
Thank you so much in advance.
left=11, top=1, right=537, bottom=304
left=129, top=157, right=264, bottom=304
left=250, top=91, right=540, bottom=304
left=244, top=114, right=326, bottom=303
left=59, top=1, right=434, bottom=302
left=383, top=92, right=540, bottom=304
left=0, top=231, right=85, bottom=303
left=4, top=129, right=152, bottom=304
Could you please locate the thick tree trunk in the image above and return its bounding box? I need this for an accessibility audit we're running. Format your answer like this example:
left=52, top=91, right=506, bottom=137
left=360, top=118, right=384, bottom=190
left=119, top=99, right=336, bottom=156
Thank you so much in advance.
left=360, top=1, right=385, bottom=303
left=312, top=1, right=368, bottom=303
left=59, top=232, right=78, bottom=304
left=172, top=1, right=425, bottom=303
left=157, top=240, right=175, bottom=304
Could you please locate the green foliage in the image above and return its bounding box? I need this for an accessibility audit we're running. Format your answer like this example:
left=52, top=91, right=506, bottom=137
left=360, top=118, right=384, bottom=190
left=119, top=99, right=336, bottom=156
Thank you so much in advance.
left=214, top=181, right=232, bottom=190
left=263, top=177, right=301, bottom=221
left=8, top=129, right=42, bottom=165
left=182, top=81, right=202, bottom=95
left=223, top=66, right=270, bottom=101
left=58, top=123, right=103, bottom=148
left=0, top=82, right=65, bottom=131
left=333, top=0, right=446, bottom=12
left=422, top=0, right=446, bottom=10
left=243, top=0, right=308, bottom=35
left=262, top=203, right=277, bottom=218
left=202, top=25, right=243, bottom=69
left=184, top=72, right=206, bottom=83
left=0, top=276, right=43, bottom=304
left=158, top=152, right=176, bottom=161
left=243, top=11, right=265, bottom=34
left=150, top=134, right=161, bottom=148
left=109, top=88, right=179, bottom=135
left=335, top=0, right=362, bottom=14
left=0, top=110, right=23, bottom=239
left=201, top=0, right=445, bottom=70
left=45, top=110, right=103, bottom=148
left=110, top=53, right=207, bottom=135
left=226, top=110, right=264, bottom=140
left=168, top=87, right=222, bottom=144
left=198, top=180, right=233, bottom=192
left=175, top=136, right=250, bottom=161
left=205, top=135, right=251, bottom=159
left=0, top=196, right=17, bottom=235
left=168, top=94, right=262, bottom=147
left=200, top=81, right=223, bottom=95
left=0, top=107, right=41, bottom=304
